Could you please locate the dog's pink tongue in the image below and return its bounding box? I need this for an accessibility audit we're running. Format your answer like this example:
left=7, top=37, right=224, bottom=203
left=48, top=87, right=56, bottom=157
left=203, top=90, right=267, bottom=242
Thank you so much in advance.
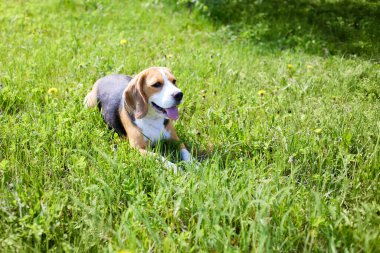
left=166, top=106, right=179, bottom=120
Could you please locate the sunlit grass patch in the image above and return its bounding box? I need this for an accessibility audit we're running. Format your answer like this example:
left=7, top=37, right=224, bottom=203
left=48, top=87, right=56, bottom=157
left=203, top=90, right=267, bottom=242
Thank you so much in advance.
left=0, top=0, right=379, bottom=252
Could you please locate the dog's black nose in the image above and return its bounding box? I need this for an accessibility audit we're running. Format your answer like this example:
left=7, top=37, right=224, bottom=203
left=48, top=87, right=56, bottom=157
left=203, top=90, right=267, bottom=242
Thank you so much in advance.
left=173, top=92, right=183, bottom=102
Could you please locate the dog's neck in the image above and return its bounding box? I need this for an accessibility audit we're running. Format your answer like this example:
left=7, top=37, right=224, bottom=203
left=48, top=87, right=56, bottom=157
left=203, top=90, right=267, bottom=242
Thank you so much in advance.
left=134, top=108, right=170, bottom=143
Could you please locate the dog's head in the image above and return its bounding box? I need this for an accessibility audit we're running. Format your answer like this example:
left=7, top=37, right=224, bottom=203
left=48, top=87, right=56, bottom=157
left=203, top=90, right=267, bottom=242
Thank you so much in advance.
left=124, top=67, right=183, bottom=120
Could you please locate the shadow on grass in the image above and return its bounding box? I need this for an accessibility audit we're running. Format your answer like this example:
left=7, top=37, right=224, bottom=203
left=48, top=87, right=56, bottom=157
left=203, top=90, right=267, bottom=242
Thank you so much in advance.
left=153, top=139, right=210, bottom=164
left=189, top=0, right=380, bottom=59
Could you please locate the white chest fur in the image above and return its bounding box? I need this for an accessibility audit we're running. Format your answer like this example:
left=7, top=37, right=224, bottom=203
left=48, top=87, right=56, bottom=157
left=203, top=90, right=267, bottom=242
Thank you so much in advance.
left=135, top=114, right=171, bottom=143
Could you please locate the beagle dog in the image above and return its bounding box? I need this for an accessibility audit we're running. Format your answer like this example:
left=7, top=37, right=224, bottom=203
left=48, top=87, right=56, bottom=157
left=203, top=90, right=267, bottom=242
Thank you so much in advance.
left=84, top=67, right=193, bottom=171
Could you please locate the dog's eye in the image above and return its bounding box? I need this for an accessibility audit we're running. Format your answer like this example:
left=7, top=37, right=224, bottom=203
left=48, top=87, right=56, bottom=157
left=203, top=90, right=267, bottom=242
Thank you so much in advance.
left=172, top=79, right=176, bottom=85
left=152, top=82, right=162, bottom=88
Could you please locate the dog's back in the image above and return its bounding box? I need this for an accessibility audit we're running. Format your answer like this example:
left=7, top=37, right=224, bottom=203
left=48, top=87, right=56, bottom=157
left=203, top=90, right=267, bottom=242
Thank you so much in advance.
left=84, top=74, right=132, bottom=135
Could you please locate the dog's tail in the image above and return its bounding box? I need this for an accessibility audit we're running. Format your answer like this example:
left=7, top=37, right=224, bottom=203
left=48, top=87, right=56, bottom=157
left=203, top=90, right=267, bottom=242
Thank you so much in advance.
left=83, top=81, right=99, bottom=108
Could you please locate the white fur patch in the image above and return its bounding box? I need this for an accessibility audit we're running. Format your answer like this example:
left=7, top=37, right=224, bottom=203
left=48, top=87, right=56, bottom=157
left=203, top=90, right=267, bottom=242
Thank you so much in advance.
left=135, top=108, right=171, bottom=143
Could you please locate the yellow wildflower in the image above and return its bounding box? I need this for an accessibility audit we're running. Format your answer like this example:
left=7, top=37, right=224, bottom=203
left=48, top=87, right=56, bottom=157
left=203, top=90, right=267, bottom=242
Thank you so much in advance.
left=258, top=90, right=266, bottom=96
left=307, top=64, right=313, bottom=70
left=119, top=39, right=127, bottom=45
left=314, top=128, right=322, bottom=134
left=47, top=87, right=58, bottom=95
left=287, top=64, right=294, bottom=69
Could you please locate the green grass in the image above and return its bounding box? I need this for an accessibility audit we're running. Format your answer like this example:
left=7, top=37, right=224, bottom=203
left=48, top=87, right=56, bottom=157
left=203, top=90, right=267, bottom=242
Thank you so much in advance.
left=180, top=0, right=380, bottom=58
left=0, top=0, right=379, bottom=252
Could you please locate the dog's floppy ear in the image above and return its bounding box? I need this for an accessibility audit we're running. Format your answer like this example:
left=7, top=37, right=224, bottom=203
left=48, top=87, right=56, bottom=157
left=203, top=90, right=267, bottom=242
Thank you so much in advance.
left=124, top=71, right=148, bottom=119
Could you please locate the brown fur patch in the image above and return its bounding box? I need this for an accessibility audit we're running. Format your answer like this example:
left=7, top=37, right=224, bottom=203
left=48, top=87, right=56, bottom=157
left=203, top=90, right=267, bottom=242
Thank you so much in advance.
left=119, top=106, right=147, bottom=149
left=162, top=67, right=176, bottom=86
left=124, top=73, right=149, bottom=119
left=143, top=68, right=165, bottom=98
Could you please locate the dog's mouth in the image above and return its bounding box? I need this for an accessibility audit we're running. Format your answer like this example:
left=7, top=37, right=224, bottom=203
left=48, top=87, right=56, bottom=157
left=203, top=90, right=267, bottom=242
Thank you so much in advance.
left=151, top=102, right=179, bottom=120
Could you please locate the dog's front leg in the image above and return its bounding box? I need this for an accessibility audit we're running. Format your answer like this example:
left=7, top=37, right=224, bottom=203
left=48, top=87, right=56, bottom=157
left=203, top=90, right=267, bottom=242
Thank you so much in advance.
left=120, top=110, right=179, bottom=172
left=179, top=144, right=192, bottom=162
left=165, top=121, right=194, bottom=163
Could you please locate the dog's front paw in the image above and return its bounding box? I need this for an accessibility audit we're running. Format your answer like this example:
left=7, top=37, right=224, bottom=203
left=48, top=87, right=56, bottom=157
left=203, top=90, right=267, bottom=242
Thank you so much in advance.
left=180, top=148, right=201, bottom=170
left=180, top=148, right=192, bottom=162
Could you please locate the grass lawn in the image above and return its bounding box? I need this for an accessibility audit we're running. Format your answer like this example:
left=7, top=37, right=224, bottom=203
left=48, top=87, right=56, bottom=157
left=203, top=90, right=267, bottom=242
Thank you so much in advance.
left=0, top=0, right=379, bottom=252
